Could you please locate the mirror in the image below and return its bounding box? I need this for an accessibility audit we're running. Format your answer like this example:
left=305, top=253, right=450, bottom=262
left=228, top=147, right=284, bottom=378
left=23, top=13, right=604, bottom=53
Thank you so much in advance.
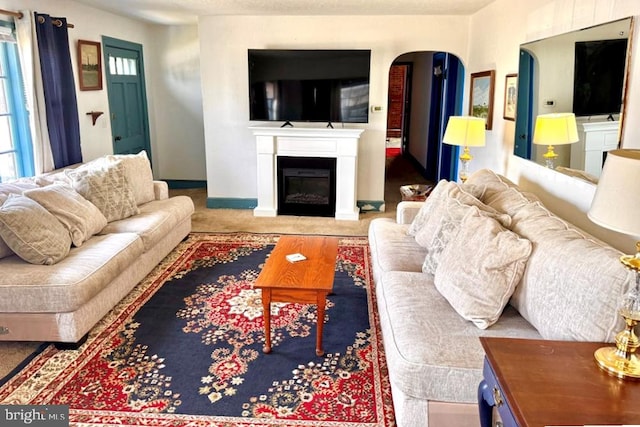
left=513, top=17, right=633, bottom=181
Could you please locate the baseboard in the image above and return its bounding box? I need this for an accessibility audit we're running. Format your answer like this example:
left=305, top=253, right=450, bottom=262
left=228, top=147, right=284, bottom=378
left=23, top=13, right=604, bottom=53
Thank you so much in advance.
left=358, top=200, right=385, bottom=212
left=207, top=198, right=257, bottom=209
left=166, top=180, right=207, bottom=189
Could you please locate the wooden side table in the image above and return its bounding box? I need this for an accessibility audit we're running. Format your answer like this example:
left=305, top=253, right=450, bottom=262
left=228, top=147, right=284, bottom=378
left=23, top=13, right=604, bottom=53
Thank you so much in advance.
left=254, top=235, right=338, bottom=357
left=478, top=337, right=640, bottom=427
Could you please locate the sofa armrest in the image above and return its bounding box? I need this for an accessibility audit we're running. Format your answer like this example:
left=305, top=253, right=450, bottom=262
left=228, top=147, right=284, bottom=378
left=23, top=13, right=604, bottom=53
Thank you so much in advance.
left=153, top=181, right=169, bottom=200
left=396, top=201, right=424, bottom=224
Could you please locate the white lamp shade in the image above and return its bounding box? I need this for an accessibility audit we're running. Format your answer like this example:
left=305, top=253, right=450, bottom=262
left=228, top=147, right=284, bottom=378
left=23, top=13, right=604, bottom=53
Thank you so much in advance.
left=532, top=113, right=579, bottom=146
left=442, top=116, right=486, bottom=147
left=588, top=149, right=640, bottom=237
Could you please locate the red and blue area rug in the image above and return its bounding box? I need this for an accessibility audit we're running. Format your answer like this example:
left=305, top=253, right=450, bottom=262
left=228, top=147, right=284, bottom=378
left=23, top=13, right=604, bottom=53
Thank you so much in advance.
left=0, top=233, right=395, bottom=426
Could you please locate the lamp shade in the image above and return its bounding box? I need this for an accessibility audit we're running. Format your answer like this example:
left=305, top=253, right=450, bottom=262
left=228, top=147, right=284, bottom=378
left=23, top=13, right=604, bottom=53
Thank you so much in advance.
left=532, top=113, right=579, bottom=146
left=442, top=116, right=486, bottom=147
left=588, top=149, right=640, bottom=237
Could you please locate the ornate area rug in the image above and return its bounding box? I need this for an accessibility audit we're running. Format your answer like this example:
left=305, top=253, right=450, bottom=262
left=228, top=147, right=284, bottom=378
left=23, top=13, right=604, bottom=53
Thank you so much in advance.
left=0, top=233, right=395, bottom=426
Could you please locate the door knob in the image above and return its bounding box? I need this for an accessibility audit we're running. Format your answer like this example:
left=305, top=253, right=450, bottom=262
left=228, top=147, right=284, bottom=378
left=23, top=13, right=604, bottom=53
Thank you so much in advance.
left=115, top=136, right=122, bottom=141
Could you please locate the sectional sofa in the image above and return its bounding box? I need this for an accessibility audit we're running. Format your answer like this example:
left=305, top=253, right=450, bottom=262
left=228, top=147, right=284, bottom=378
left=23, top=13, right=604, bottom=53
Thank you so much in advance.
left=369, top=169, right=633, bottom=427
left=0, top=151, right=194, bottom=345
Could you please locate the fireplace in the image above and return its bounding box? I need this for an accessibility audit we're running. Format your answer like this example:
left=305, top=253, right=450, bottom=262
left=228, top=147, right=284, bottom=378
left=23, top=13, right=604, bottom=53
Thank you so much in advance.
left=252, top=126, right=363, bottom=220
left=277, top=156, right=336, bottom=217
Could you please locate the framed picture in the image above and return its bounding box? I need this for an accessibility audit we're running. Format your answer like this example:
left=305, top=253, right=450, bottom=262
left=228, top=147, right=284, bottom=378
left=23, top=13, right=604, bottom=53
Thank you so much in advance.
left=503, top=73, right=518, bottom=121
left=469, top=70, right=495, bottom=130
left=77, top=40, right=102, bottom=91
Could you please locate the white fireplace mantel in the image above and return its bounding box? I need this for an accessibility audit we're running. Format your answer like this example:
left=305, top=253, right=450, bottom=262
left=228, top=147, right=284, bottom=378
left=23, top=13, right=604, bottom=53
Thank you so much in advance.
left=251, top=126, right=364, bottom=221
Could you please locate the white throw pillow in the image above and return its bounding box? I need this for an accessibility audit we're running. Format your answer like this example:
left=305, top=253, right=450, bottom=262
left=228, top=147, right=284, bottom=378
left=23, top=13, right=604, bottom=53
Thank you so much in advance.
left=105, top=150, right=155, bottom=205
left=434, top=213, right=532, bottom=329
left=24, top=184, right=108, bottom=247
left=0, top=194, right=71, bottom=265
left=66, top=159, right=139, bottom=222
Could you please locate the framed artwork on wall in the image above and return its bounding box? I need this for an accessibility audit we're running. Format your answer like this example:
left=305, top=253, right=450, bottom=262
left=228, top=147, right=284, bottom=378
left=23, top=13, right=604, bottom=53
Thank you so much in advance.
left=77, top=40, right=103, bottom=91
left=503, top=73, right=518, bottom=121
left=469, top=70, right=495, bottom=130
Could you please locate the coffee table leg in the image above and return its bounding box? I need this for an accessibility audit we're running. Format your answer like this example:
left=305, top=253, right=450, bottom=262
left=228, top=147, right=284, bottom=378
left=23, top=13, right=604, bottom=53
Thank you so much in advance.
left=316, top=292, right=327, bottom=356
left=262, top=289, right=272, bottom=354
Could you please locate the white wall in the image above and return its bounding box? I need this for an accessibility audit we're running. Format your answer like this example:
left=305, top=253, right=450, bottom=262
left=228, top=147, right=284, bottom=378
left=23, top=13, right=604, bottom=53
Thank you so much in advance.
left=468, top=0, right=640, bottom=251
left=0, top=0, right=206, bottom=181
left=198, top=15, right=470, bottom=202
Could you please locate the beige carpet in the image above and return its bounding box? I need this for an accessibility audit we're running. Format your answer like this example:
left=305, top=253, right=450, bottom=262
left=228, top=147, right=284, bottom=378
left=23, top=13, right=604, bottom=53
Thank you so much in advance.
left=0, top=154, right=430, bottom=380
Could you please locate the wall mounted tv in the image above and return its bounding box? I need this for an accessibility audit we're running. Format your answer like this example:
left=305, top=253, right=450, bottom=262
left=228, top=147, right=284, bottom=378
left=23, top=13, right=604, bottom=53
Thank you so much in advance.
left=248, top=49, right=371, bottom=125
left=573, top=38, right=628, bottom=117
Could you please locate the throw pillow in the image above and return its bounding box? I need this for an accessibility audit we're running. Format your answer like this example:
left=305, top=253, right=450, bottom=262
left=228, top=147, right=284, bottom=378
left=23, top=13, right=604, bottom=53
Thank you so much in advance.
left=24, top=184, right=108, bottom=247
left=105, top=150, right=155, bottom=205
left=0, top=195, right=12, bottom=259
left=434, top=213, right=532, bottom=329
left=66, top=159, right=139, bottom=222
left=0, top=194, right=71, bottom=265
left=407, top=180, right=454, bottom=236
left=414, top=185, right=512, bottom=249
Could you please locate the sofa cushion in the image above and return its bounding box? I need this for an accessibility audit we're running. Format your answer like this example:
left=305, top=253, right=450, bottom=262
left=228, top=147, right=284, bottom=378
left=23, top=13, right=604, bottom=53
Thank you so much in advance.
left=510, top=201, right=633, bottom=342
left=23, top=184, right=108, bottom=247
left=0, top=194, right=71, bottom=265
left=0, top=232, right=144, bottom=313
left=106, top=150, right=155, bottom=206
left=434, top=213, right=532, bottom=329
left=368, top=218, right=427, bottom=284
left=66, top=159, right=139, bottom=222
left=99, top=196, right=194, bottom=251
left=375, top=271, right=541, bottom=403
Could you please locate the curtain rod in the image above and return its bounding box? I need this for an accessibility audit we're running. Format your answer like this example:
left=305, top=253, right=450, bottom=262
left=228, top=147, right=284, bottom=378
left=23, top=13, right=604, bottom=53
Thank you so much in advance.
left=0, top=8, right=23, bottom=19
left=36, top=15, right=74, bottom=29
left=0, top=9, right=74, bottom=28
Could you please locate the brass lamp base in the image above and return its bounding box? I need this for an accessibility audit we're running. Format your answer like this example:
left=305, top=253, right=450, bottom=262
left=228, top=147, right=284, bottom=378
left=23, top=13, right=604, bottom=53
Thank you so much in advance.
left=595, top=345, right=640, bottom=380
left=594, top=243, right=640, bottom=380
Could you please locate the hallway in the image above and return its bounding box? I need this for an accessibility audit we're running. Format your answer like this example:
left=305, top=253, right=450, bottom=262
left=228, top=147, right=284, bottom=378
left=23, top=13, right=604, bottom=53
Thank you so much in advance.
left=384, top=153, right=433, bottom=212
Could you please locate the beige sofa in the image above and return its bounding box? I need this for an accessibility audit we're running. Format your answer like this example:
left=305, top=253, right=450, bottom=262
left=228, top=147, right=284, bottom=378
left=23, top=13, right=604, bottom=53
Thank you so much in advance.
left=0, top=152, right=194, bottom=345
left=368, top=169, right=633, bottom=427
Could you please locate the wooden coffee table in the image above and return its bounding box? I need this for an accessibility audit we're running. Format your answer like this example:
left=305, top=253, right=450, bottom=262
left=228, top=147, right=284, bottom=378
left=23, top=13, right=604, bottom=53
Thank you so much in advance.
left=254, top=235, right=338, bottom=356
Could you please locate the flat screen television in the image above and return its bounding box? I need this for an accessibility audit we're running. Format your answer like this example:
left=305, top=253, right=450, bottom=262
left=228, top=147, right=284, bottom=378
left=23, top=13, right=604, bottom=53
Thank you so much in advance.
left=248, top=49, right=371, bottom=125
left=573, top=38, right=628, bottom=117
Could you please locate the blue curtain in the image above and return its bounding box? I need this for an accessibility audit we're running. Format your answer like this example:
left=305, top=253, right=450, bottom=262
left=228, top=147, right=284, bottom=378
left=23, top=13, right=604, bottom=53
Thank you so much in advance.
left=35, top=13, right=82, bottom=169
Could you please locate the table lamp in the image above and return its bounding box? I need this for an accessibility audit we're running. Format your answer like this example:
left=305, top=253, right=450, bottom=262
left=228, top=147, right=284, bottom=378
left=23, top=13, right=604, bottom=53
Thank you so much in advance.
left=588, top=149, right=640, bottom=379
left=532, top=113, right=579, bottom=169
left=442, top=116, right=486, bottom=182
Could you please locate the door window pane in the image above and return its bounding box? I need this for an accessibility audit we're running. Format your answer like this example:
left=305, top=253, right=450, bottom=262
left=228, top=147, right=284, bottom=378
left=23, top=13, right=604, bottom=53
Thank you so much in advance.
left=0, top=115, right=12, bottom=151
left=0, top=78, right=7, bottom=114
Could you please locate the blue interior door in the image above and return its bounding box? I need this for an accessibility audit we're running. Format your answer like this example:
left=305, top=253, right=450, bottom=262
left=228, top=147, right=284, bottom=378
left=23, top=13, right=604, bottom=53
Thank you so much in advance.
left=427, top=53, right=464, bottom=181
left=514, top=49, right=534, bottom=159
left=102, top=37, right=151, bottom=157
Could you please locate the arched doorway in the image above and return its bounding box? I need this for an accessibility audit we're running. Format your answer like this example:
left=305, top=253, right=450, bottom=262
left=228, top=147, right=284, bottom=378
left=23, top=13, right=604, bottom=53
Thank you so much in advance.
left=384, top=51, right=465, bottom=208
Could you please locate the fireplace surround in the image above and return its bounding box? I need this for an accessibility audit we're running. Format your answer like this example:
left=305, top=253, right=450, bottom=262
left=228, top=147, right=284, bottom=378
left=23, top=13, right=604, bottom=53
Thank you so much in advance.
left=251, top=126, right=364, bottom=220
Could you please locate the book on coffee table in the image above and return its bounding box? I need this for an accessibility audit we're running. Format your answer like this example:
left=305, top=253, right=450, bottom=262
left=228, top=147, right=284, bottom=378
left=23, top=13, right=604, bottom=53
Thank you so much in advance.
left=286, top=253, right=306, bottom=263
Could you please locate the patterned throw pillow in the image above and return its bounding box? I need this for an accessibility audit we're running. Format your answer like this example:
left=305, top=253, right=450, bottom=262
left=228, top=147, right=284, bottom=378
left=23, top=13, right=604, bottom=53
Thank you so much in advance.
left=66, top=159, right=139, bottom=222
left=0, top=194, right=71, bottom=265
left=434, top=213, right=532, bottom=329
left=24, top=184, right=108, bottom=247
left=105, top=150, right=155, bottom=205
left=407, top=180, right=455, bottom=236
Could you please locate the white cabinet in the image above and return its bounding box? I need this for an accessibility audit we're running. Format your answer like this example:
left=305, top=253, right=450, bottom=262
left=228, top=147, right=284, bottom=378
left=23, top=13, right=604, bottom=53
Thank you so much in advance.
left=570, top=121, right=619, bottom=178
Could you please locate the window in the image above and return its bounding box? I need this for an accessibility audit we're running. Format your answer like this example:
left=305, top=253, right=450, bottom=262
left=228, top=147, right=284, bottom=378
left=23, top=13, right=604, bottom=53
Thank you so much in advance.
left=0, top=21, right=33, bottom=182
left=108, top=55, right=137, bottom=76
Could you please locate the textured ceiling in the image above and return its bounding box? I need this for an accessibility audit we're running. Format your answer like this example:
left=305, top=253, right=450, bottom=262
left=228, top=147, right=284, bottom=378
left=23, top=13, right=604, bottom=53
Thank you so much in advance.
left=72, top=0, right=497, bottom=25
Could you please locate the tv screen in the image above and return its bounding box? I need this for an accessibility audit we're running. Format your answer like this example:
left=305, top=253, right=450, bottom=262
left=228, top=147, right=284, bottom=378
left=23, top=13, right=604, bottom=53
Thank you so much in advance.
left=248, top=49, right=371, bottom=124
left=573, top=39, right=627, bottom=117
